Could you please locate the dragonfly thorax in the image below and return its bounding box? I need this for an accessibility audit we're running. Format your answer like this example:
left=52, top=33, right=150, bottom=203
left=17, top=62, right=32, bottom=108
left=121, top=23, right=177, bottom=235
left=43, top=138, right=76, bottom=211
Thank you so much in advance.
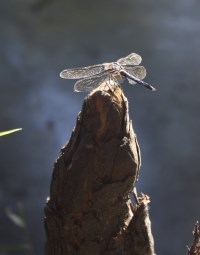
left=103, top=62, right=122, bottom=73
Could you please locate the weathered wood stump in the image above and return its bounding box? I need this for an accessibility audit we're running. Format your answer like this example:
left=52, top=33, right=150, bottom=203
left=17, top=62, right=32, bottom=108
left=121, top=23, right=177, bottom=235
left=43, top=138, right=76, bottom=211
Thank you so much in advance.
left=44, top=83, right=155, bottom=255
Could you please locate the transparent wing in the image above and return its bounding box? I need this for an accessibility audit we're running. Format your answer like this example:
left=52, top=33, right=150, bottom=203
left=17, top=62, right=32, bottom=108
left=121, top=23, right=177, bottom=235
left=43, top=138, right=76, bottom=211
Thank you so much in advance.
left=74, top=73, right=109, bottom=92
left=60, top=64, right=105, bottom=79
left=117, top=53, right=142, bottom=66
left=127, top=78, right=136, bottom=85
left=111, top=74, right=125, bottom=84
left=123, top=66, right=146, bottom=84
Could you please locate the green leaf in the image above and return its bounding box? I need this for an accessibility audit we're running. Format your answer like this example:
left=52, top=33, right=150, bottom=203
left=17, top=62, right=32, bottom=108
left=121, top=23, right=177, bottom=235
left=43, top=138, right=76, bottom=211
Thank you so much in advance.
left=0, top=128, right=22, bottom=136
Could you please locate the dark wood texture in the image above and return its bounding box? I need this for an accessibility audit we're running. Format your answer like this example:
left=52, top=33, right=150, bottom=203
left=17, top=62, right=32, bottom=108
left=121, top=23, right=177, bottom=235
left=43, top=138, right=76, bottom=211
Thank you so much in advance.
left=188, top=221, right=200, bottom=255
left=44, top=83, right=155, bottom=255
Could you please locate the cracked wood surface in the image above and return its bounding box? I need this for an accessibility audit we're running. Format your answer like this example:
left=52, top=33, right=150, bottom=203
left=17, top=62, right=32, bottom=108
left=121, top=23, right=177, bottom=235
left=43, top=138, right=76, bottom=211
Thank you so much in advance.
left=44, top=83, right=155, bottom=255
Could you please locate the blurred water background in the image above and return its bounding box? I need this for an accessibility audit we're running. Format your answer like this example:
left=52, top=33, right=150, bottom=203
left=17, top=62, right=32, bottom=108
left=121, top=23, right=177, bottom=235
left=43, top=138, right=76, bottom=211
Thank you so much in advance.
left=0, top=0, right=200, bottom=254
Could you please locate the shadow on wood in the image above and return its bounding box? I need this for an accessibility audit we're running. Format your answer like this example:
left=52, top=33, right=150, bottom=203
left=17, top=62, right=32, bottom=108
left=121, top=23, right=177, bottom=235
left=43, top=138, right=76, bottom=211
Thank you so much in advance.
left=44, top=83, right=155, bottom=255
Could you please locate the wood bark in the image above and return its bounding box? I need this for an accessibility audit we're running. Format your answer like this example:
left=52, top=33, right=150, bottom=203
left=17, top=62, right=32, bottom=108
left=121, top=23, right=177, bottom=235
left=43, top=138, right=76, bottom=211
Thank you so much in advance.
left=188, top=221, right=200, bottom=255
left=44, top=83, right=155, bottom=255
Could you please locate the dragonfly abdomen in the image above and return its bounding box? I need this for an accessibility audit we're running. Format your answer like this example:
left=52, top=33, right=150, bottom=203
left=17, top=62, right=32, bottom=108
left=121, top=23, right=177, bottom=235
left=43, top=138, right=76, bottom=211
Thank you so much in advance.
left=120, top=69, right=156, bottom=91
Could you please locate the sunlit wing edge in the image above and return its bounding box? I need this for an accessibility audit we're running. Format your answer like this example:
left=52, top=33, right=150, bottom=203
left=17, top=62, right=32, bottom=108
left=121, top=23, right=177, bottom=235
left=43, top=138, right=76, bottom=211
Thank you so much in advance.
left=117, top=53, right=142, bottom=66
left=60, top=65, right=105, bottom=79
left=74, top=73, right=108, bottom=92
left=124, top=66, right=147, bottom=80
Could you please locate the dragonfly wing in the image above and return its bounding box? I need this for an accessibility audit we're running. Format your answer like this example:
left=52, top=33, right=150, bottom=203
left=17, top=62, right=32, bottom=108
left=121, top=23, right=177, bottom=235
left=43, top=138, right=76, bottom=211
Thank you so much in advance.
left=60, top=64, right=105, bottom=79
left=74, top=73, right=108, bottom=92
left=117, top=53, right=142, bottom=66
left=124, top=66, right=146, bottom=85
left=111, top=74, right=124, bottom=84
left=127, top=78, right=137, bottom=85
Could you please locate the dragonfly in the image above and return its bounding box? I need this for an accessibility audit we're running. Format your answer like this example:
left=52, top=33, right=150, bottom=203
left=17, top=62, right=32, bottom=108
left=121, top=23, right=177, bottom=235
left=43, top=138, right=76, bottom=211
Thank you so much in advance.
left=60, top=53, right=156, bottom=92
